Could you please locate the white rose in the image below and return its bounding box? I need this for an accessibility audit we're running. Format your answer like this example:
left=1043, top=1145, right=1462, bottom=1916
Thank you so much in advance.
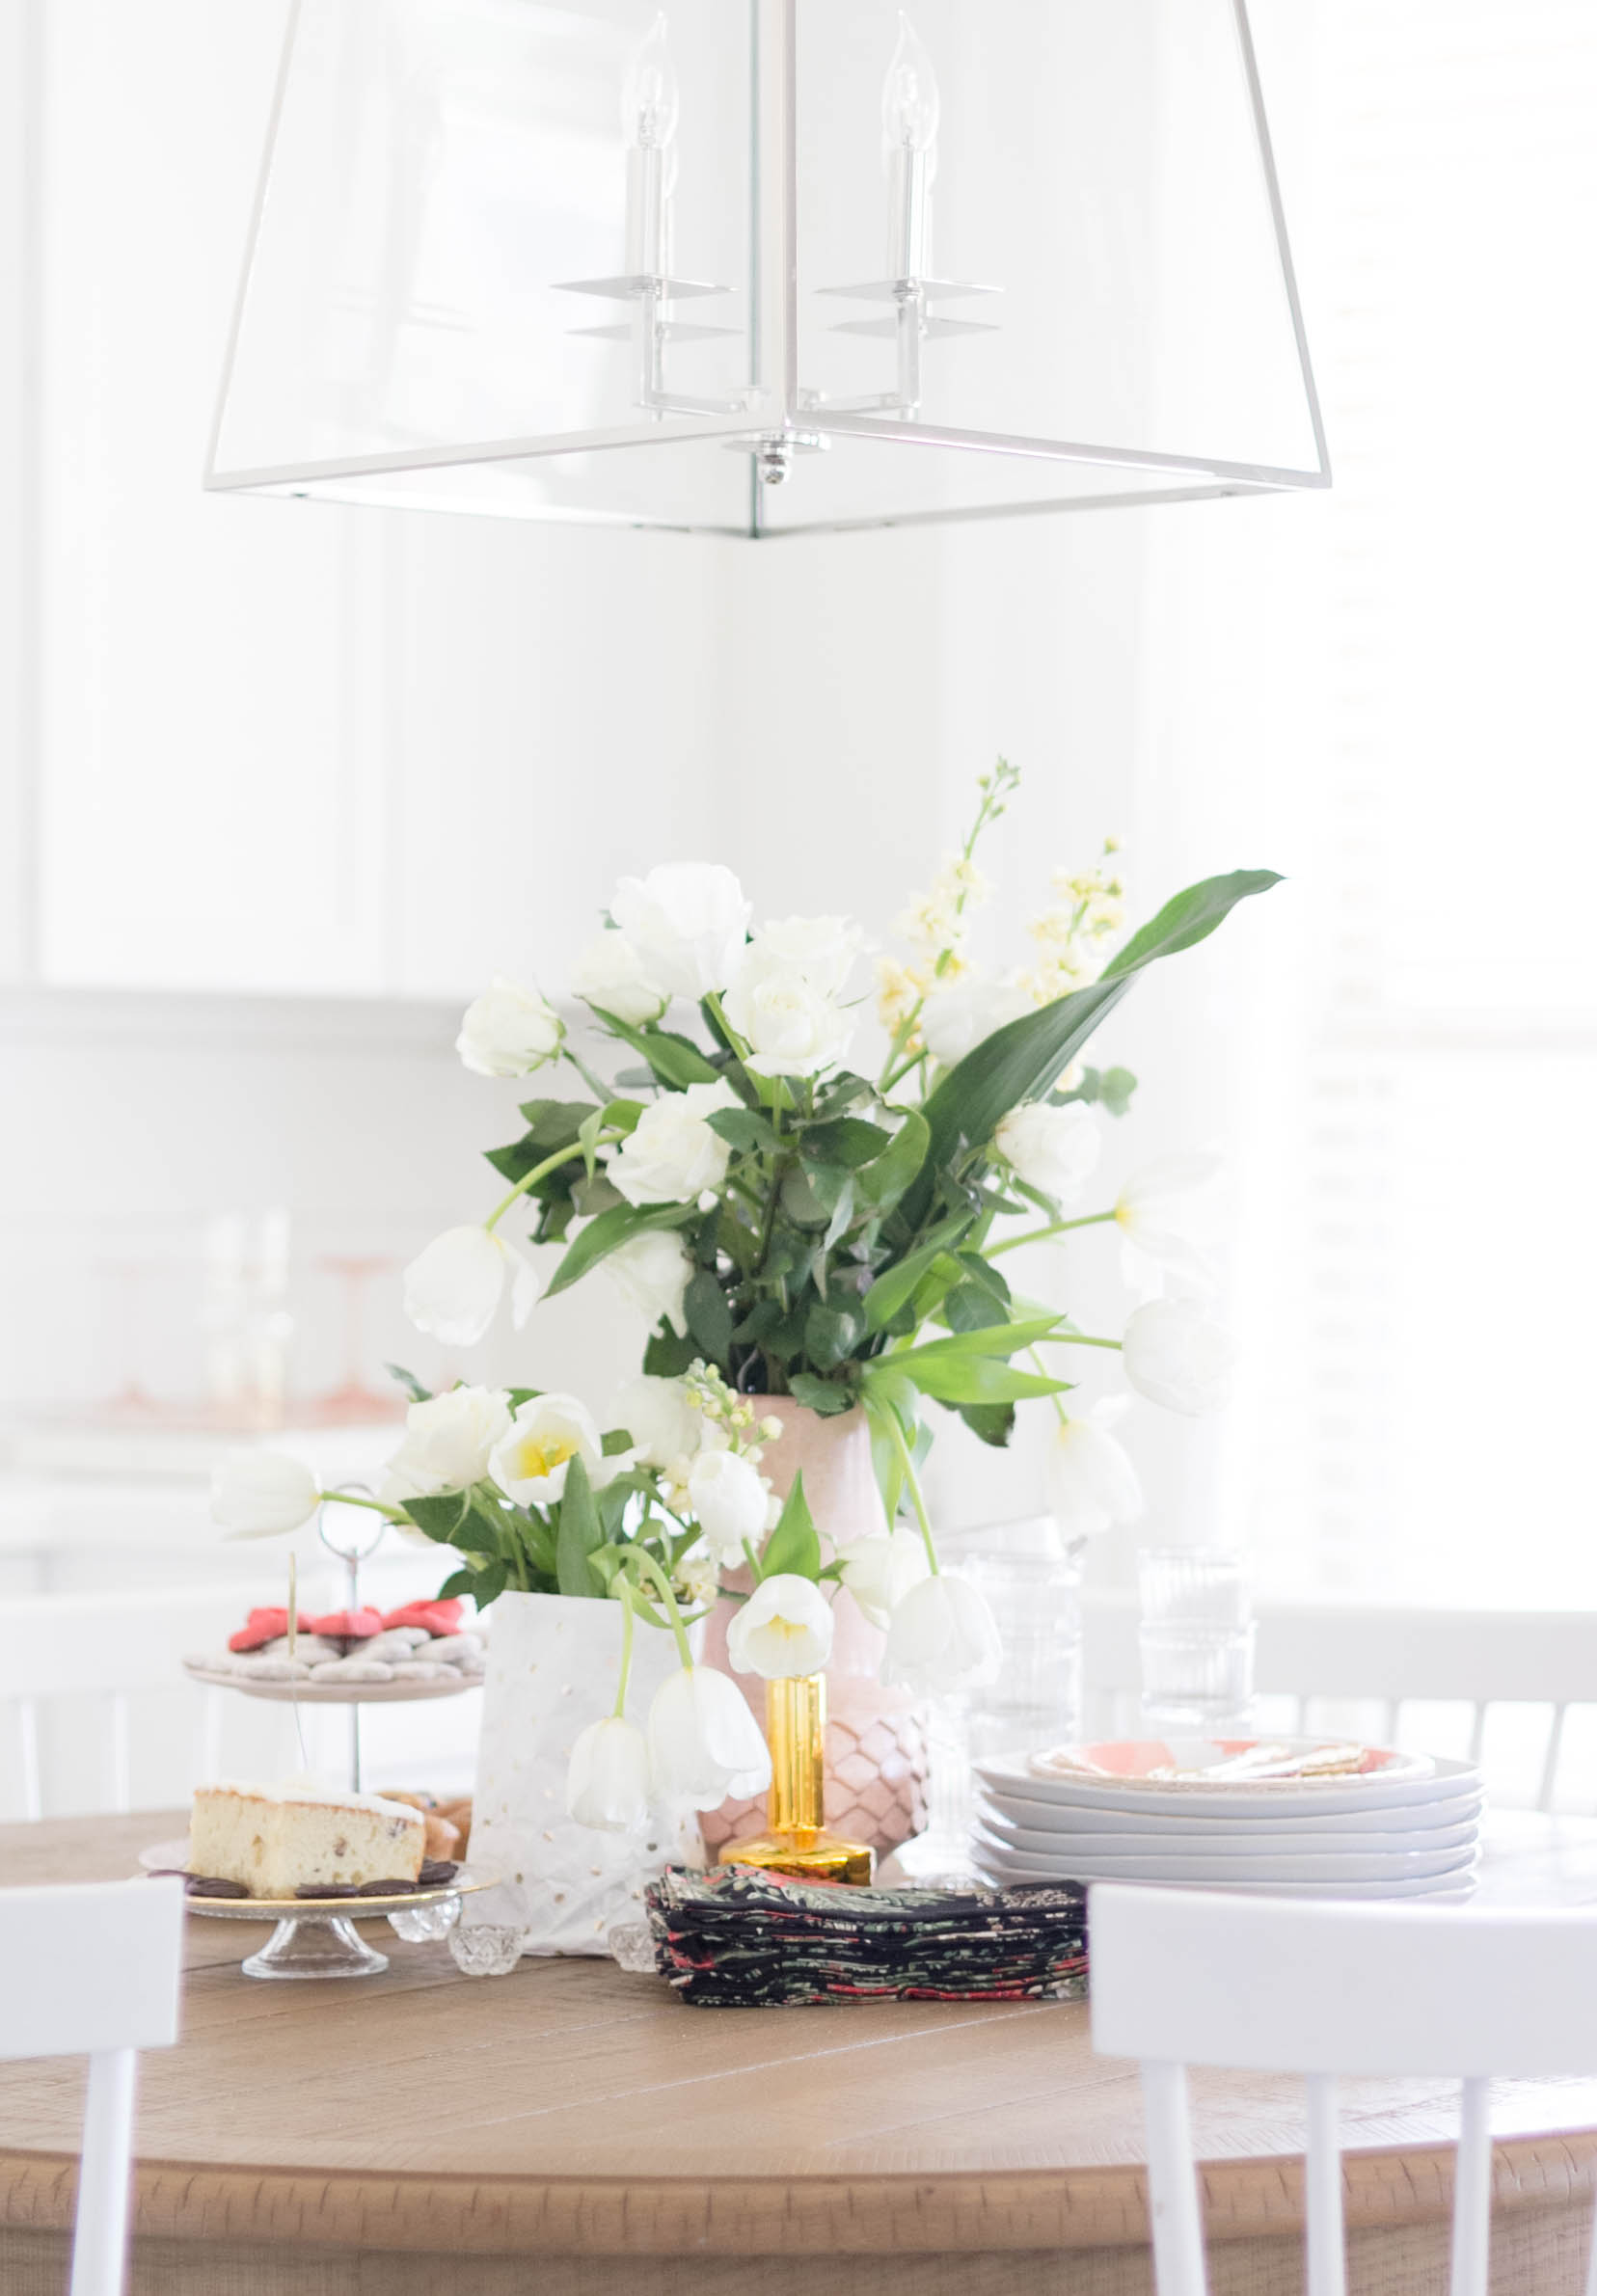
left=455, top=975, right=563, bottom=1079
left=687, top=1448, right=771, bottom=1563
left=836, top=1525, right=931, bottom=1632
left=610, top=863, right=751, bottom=1001
left=600, top=1228, right=694, bottom=1335
left=570, top=931, right=666, bottom=1028
left=210, top=1449, right=321, bottom=1539
left=489, top=1391, right=615, bottom=1508
left=566, top=1715, right=652, bottom=1833
left=1044, top=1398, right=1144, bottom=1539
left=726, top=1573, right=835, bottom=1680
left=402, top=1226, right=539, bottom=1348
left=881, top=1571, right=1003, bottom=1694
left=1116, top=1152, right=1222, bottom=1293
left=1122, top=1298, right=1237, bottom=1417
left=377, top=1385, right=511, bottom=1507
left=723, top=943, right=855, bottom=1077
left=993, top=1100, right=1101, bottom=1204
left=609, top=1375, right=704, bottom=1477
left=607, top=1079, right=741, bottom=1208
left=920, top=975, right=1033, bottom=1066
left=646, top=1665, right=771, bottom=1809
left=753, top=914, right=861, bottom=999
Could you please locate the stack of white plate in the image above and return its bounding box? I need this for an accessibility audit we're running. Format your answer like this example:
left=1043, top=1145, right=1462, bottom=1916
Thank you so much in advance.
left=972, top=1739, right=1483, bottom=1901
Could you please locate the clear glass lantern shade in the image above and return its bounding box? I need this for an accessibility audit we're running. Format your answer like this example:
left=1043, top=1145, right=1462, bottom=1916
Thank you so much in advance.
left=205, top=0, right=1327, bottom=534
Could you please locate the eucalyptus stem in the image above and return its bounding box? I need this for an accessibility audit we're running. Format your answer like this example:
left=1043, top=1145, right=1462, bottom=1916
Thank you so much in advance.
left=486, top=1134, right=615, bottom=1232
left=882, top=1408, right=938, bottom=1577
left=611, top=1577, right=636, bottom=1718
left=988, top=1208, right=1118, bottom=1258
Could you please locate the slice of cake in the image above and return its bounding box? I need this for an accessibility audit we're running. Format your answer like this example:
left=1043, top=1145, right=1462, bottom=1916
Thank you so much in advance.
left=189, top=1780, right=426, bottom=1897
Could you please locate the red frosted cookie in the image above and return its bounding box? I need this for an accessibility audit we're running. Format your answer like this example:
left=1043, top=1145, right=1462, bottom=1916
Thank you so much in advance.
left=227, top=1607, right=314, bottom=1653
left=381, top=1600, right=465, bottom=1637
left=305, top=1607, right=384, bottom=1640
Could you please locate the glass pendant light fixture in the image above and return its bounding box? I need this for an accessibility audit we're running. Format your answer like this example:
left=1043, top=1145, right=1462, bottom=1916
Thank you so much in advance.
left=204, top=0, right=1328, bottom=536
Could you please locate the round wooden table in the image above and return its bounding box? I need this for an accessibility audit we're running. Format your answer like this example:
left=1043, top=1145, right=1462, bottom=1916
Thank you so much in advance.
left=2, top=1810, right=1596, bottom=2296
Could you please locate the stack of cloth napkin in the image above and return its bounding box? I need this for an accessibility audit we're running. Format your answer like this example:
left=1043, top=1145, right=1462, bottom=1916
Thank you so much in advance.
left=643, top=1863, right=1088, bottom=2007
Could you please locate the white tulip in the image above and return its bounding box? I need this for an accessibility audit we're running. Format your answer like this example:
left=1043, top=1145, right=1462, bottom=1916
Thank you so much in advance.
left=570, top=930, right=667, bottom=1028
left=610, top=863, right=751, bottom=1001
left=835, top=1525, right=931, bottom=1631
left=1045, top=1398, right=1144, bottom=1539
left=403, top=1226, right=538, bottom=1348
left=1116, top=1152, right=1222, bottom=1291
left=609, top=1374, right=705, bottom=1477
left=722, top=943, right=854, bottom=1077
left=600, top=1227, right=694, bottom=1336
left=687, top=1448, right=771, bottom=1563
left=920, top=975, right=1033, bottom=1066
left=726, top=1574, right=835, bottom=1680
left=377, top=1385, right=511, bottom=1507
left=753, top=914, right=862, bottom=999
left=211, top=1449, right=321, bottom=1540
left=647, top=1664, right=772, bottom=1809
left=1122, top=1297, right=1237, bottom=1417
left=993, top=1100, right=1102, bottom=1205
left=607, top=1079, right=741, bottom=1208
left=455, top=975, right=564, bottom=1079
left=566, top=1715, right=653, bottom=1833
left=489, top=1392, right=613, bottom=1508
left=881, top=1572, right=1003, bottom=1694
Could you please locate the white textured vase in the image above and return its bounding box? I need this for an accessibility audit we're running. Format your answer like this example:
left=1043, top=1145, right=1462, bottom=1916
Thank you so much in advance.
left=449, top=1591, right=697, bottom=1968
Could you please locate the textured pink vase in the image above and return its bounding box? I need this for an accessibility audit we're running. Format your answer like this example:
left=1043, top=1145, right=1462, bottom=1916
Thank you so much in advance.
left=698, top=1398, right=928, bottom=1856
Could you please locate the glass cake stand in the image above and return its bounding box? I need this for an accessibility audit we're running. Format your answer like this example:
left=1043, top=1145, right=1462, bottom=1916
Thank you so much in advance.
left=140, top=1838, right=493, bottom=1978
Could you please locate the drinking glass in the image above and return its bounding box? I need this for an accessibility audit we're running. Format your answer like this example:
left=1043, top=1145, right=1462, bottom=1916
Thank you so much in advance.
left=1137, top=1547, right=1256, bottom=1730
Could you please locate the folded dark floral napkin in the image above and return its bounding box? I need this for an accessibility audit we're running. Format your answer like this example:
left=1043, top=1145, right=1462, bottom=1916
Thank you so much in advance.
left=642, top=1862, right=1089, bottom=2007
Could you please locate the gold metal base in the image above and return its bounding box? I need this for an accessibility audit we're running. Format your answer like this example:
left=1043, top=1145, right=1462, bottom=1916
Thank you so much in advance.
left=716, top=1826, right=876, bottom=1886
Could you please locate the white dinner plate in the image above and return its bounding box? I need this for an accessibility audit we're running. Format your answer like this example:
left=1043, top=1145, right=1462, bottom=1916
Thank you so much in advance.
left=973, top=1781, right=1485, bottom=1839
left=973, top=1847, right=1479, bottom=1900
left=975, top=1749, right=1483, bottom=1823
left=968, top=1829, right=1477, bottom=1887
left=971, top=1808, right=1483, bottom=1861
left=1025, top=1738, right=1435, bottom=1793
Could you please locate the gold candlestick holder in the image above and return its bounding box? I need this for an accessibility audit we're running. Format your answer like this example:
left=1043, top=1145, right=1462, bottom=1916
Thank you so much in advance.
left=716, top=1673, right=875, bottom=1885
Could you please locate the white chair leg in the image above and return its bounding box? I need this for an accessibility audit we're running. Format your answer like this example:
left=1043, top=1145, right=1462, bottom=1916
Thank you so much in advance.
left=1448, top=2076, right=1493, bottom=2296
left=1142, top=2059, right=1207, bottom=2296
left=1305, top=2072, right=1347, bottom=2296
left=69, top=2048, right=137, bottom=2296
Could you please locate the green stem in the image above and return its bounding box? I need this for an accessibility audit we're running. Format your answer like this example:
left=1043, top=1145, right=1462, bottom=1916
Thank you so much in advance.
left=486, top=1135, right=616, bottom=1232
left=1030, top=1348, right=1070, bottom=1428
left=988, top=1208, right=1118, bottom=1258
left=1040, top=1333, right=1123, bottom=1352
left=611, top=1578, right=636, bottom=1718
left=316, top=1489, right=406, bottom=1524
left=880, top=1043, right=931, bottom=1097
left=704, top=991, right=749, bottom=1063
left=882, top=1409, right=938, bottom=1577
left=625, top=1549, right=695, bottom=1669
left=742, top=1537, right=764, bottom=1584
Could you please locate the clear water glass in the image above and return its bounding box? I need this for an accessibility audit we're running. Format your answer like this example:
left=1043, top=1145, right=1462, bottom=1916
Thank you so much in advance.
left=1137, top=1547, right=1256, bottom=1730
left=953, top=1516, right=1085, bottom=1766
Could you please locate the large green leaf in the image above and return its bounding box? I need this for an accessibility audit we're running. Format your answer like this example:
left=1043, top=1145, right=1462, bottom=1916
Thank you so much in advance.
left=891, top=1357, right=1068, bottom=1407
left=543, top=1200, right=696, bottom=1300
left=904, top=870, right=1280, bottom=1227
left=760, top=1472, right=822, bottom=1581
left=862, top=1211, right=974, bottom=1332
left=854, top=1108, right=931, bottom=1212
left=589, top=1010, right=720, bottom=1089
left=555, top=1455, right=605, bottom=1599
left=884, top=1316, right=1062, bottom=1374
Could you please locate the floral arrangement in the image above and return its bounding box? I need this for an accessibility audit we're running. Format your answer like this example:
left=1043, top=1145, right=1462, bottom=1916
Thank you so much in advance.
left=212, top=764, right=1277, bottom=1836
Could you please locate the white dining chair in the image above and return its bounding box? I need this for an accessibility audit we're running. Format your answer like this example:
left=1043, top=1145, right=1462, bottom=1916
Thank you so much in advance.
left=1090, top=1882, right=1597, bottom=2296
left=0, top=1877, right=184, bottom=2296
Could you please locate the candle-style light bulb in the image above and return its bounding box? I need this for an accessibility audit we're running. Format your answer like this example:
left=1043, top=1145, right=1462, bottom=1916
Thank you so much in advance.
left=880, top=14, right=938, bottom=281
left=623, top=13, right=679, bottom=282
left=881, top=13, right=939, bottom=155
left=624, top=12, right=680, bottom=150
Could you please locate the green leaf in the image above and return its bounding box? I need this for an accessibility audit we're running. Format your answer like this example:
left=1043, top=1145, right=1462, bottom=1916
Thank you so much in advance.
left=760, top=1472, right=823, bottom=1581
left=384, top=1362, right=431, bottom=1404
left=707, top=1107, right=777, bottom=1154
left=779, top=1166, right=830, bottom=1229
left=898, top=1357, right=1068, bottom=1407
left=854, top=1109, right=931, bottom=1212
left=555, top=1455, right=605, bottom=1599
left=862, top=1211, right=975, bottom=1332
left=435, top=1567, right=479, bottom=1601
left=544, top=1200, right=695, bottom=1300
left=958, top=1400, right=1017, bottom=1447
left=600, top=1427, right=635, bottom=1457
left=471, top=1559, right=510, bottom=1607
left=1065, top=1064, right=1138, bottom=1119
left=643, top=1327, right=699, bottom=1376
left=821, top=1176, right=857, bottom=1254
left=885, top=1315, right=1064, bottom=1370
left=685, top=1268, right=734, bottom=1364
left=399, top=1492, right=475, bottom=1548
left=513, top=1097, right=602, bottom=1145
left=907, top=870, right=1281, bottom=1225
left=804, top=1299, right=865, bottom=1371
left=787, top=1374, right=854, bottom=1418
left=591, top=1010, right=719, bottom=1089
left=944, top=1281, right=1009, bottom=1334
left=801, top=1117, right=893, bottom=1168
left=570, top=1173, right=625, bottom=1219
left=600, top=1097, right=646, bottom=1135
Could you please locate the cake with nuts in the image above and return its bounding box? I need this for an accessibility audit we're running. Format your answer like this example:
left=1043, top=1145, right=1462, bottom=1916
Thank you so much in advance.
left=188, top=1780, right=426, bottom=1898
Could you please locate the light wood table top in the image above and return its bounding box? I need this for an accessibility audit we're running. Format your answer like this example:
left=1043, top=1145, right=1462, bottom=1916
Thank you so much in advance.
left=2, top=1809, right=1597, bottom=2296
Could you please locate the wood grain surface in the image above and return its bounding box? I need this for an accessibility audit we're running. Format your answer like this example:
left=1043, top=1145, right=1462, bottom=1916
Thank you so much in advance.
left=2, top=1809, right=1596, bottom=2296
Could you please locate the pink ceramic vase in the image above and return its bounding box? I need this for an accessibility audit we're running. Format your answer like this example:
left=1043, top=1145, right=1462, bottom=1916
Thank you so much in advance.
left=697, top=1397, right=928, bottom=1857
